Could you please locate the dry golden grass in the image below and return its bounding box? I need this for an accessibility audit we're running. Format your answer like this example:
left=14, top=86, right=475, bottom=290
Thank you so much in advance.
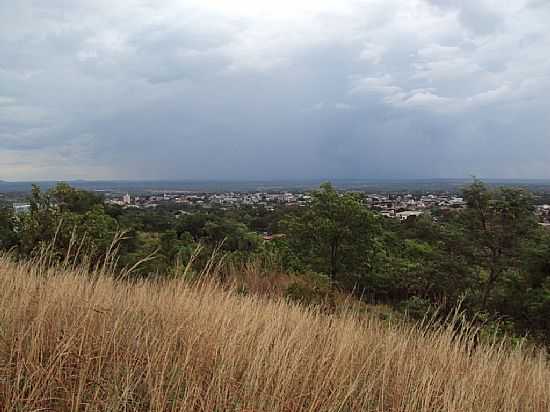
left=0, top=255, right=549, bottom=411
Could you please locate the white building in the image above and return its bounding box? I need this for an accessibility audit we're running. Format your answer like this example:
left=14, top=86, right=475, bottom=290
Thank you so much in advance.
left=396, top=211, right=423, bottom=221
left=13, top=203, right=31, bottom=214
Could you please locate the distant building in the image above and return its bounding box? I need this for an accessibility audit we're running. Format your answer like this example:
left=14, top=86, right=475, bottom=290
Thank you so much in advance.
left=395, top=211, right=423, bottom=221
left=123, top=193, right=131, bottom=204
left=13, top=203, right=31, bottom=214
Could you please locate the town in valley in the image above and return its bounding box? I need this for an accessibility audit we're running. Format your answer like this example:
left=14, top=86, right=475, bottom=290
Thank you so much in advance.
left=4, top=181, right=550, bottom=236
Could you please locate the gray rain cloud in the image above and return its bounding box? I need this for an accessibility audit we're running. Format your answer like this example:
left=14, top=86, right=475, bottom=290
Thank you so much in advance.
left=1, top=0, right=549, bottom=180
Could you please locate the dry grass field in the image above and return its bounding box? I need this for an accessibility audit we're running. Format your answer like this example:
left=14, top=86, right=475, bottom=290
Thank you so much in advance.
left=0, top=255, right=549, bottom=411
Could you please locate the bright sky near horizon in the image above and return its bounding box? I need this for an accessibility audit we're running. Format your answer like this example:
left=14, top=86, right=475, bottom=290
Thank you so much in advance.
left=1, top=0, right=549, bottom=180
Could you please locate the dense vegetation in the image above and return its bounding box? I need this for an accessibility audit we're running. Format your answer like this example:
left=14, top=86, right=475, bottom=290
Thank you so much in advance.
left=1, top=181, right=550, bottom=343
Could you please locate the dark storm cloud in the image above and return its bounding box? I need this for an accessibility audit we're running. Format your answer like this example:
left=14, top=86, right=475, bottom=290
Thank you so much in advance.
left=426, top=0, right=504, bottom=34
left=0, top=0, right=549, bottom=180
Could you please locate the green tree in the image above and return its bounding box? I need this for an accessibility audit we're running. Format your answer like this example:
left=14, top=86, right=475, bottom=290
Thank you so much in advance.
left=176, top=213, right=260, bottom=252
left=284, top=182, right=380, bottom=280
left=0, top=206, right=18, bottom=250
left=18, top=185, right=59, bottom=255
left=18, top=184, right=118, bottom=264
left=489, top=227, right=550, bottom=341
left=460, top=180, right=537, bottom=309
left=49, top=182, right=103, bottom=213
left=373, top=215, right=474, bottom=305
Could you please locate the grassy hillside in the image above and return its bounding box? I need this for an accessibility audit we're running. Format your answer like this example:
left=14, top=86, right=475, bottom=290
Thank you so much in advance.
left=0, top=256, right=549, bottom=411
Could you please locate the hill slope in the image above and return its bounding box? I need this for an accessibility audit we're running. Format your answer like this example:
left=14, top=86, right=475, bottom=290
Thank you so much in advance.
left=0, top=256, right=548, bottom=411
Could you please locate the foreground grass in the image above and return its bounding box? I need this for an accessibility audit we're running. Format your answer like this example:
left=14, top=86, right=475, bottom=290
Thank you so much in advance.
left=0, top=257, right=549, bottom=411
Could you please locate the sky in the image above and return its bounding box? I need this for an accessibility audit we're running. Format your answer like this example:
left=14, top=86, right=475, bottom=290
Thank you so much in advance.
left=1, top=0, right=550, bottom=181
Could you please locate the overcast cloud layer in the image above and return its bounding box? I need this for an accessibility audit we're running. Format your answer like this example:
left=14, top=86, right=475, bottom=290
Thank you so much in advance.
left=1, top=0, right=549, bottom=180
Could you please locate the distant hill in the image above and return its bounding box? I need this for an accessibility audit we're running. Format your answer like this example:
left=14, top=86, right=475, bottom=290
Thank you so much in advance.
left=2, top=178, right=550, bottom=194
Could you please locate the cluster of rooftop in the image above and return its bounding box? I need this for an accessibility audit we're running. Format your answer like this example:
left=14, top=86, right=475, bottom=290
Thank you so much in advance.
left=107, top=191, right=312, bottom=211
left=365, top=193, right=466, bottom=221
